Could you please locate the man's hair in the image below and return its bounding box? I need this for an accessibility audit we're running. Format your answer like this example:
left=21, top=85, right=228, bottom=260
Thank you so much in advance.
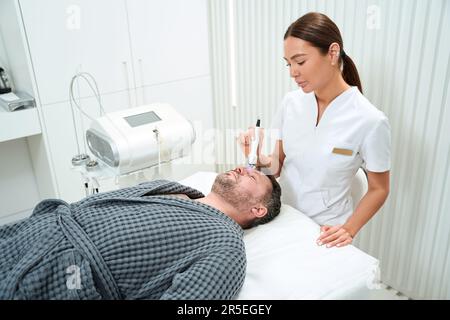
left=250, top=175, right=282, bottom=228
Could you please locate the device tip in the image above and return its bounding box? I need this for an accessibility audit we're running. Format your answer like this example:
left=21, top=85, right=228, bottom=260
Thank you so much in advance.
left=256, top=119, right=260, bottom=127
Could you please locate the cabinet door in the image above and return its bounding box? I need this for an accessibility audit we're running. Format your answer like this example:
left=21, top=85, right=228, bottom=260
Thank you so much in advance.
left=140, top=75, right=214, bottom=127
left=19, top=0, right=135, bottom=106
left=0, top=139, right=41, bottom=224
left=126, top=0, right=210, bottom=91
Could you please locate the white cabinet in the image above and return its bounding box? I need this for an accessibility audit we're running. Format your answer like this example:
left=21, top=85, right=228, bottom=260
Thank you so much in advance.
left=140, top=75, right=214, bottom=128
left=126, top=0, right=211, bottom=105
left=19, top=0, right=212, bottom=108
left=0, top=138, right=41, bottom=224
left=19, top=0, right=136, bottom=106
left=0, top=107, right=41, bottom=142
left=0, top=0, right=57, bottom=225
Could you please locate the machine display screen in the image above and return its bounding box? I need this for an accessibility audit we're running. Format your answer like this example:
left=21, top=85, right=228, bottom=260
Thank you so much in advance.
left=124, top=111, right=162, bottom=127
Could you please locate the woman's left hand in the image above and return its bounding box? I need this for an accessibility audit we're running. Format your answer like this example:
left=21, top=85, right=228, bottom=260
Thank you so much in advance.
left=317, top=225, right=353, bottom=248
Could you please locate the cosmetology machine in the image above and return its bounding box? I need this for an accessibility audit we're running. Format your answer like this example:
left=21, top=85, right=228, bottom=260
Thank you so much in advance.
left=69, top=73, right=195, bottom=195
left=85, top=103, right=195, bottom=175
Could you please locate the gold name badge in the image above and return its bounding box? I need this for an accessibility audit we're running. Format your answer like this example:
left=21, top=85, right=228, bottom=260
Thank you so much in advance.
left=332, top=148, right=353, bottom=156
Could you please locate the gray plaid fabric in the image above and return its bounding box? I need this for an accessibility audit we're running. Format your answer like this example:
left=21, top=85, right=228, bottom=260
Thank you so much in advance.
left=0, top=180, right=246, bottom=300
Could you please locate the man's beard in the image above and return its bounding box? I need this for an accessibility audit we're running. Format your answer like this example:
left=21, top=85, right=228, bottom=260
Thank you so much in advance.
left=211, top=173, right=252, bottom=210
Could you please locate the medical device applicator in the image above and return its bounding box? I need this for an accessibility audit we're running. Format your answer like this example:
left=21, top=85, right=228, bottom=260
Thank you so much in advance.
left=247, top=119, right=260, bottom=169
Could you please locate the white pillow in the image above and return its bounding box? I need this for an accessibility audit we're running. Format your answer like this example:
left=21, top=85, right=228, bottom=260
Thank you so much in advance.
left=178, top=171, right=218, bottom=196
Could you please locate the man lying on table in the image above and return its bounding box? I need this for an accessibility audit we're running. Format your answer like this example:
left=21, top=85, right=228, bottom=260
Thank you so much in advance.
left=0, top=166, right=281, bottom=299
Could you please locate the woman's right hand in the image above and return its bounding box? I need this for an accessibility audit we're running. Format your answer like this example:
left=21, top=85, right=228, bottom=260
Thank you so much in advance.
left=238, top=127, right=265, bottom=158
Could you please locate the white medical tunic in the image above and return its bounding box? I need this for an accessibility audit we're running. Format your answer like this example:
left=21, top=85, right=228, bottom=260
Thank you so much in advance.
left=272, top=86, right=391, bottom=226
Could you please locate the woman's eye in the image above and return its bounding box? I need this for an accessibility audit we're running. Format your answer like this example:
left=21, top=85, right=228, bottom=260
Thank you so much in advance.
left=286, top=61, right=305, bottom=66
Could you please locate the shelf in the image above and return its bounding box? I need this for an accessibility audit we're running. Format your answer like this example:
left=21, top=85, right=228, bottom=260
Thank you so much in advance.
left=0, top=107, right=41, bottom=143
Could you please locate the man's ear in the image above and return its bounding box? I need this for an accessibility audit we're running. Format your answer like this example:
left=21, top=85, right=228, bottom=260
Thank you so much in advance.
left=251, top=206, right=268, bottom=219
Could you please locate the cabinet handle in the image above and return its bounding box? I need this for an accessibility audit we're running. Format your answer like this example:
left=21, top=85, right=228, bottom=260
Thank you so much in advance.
left=122, top=61, right=132, bottom=108
left=138, top=58, right=145, bottom=104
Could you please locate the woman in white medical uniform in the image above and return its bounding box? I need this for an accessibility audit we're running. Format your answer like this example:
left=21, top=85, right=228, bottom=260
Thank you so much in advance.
left=239, top=12, right=390, bottom=248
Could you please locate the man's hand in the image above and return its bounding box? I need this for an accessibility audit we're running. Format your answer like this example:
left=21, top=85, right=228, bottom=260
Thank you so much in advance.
left=316, top=225, right=353, bottom=248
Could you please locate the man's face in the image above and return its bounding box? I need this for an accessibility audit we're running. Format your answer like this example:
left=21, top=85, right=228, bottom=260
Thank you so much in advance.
left=212, top=167, right=272, bottom=211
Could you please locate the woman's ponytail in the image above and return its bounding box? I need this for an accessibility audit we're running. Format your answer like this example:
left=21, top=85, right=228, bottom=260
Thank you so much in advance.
left=341, top=52, right=363, bottom=93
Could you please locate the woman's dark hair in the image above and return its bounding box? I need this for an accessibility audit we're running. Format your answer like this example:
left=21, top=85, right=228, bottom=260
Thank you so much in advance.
left=284, top=12, right=362, bottom=93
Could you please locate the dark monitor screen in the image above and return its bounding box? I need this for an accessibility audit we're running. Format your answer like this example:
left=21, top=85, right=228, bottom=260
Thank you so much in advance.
left=124, top=111, right=162, bottom=127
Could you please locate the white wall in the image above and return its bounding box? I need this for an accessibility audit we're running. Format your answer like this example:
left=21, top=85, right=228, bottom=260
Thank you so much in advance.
left=209, top=0, right=450, bottom=299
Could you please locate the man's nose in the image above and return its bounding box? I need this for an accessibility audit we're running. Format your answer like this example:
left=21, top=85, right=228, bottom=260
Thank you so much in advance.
left=234, top=167, right=257, bottom=180
left=238, top=167, right=255, bottom=176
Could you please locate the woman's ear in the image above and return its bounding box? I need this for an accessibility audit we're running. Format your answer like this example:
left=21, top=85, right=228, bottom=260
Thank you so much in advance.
left=251, top=206, right=268, bottom=219
left=328, top=42, right=341, bottom=65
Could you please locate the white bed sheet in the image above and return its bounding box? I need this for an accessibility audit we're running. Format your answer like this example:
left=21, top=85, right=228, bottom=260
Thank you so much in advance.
left=179, top=171, right=381, bottom=300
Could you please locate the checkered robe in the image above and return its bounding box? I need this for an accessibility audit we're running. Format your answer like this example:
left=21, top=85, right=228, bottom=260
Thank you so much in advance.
left=0, top=180, right=246, bottom=300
